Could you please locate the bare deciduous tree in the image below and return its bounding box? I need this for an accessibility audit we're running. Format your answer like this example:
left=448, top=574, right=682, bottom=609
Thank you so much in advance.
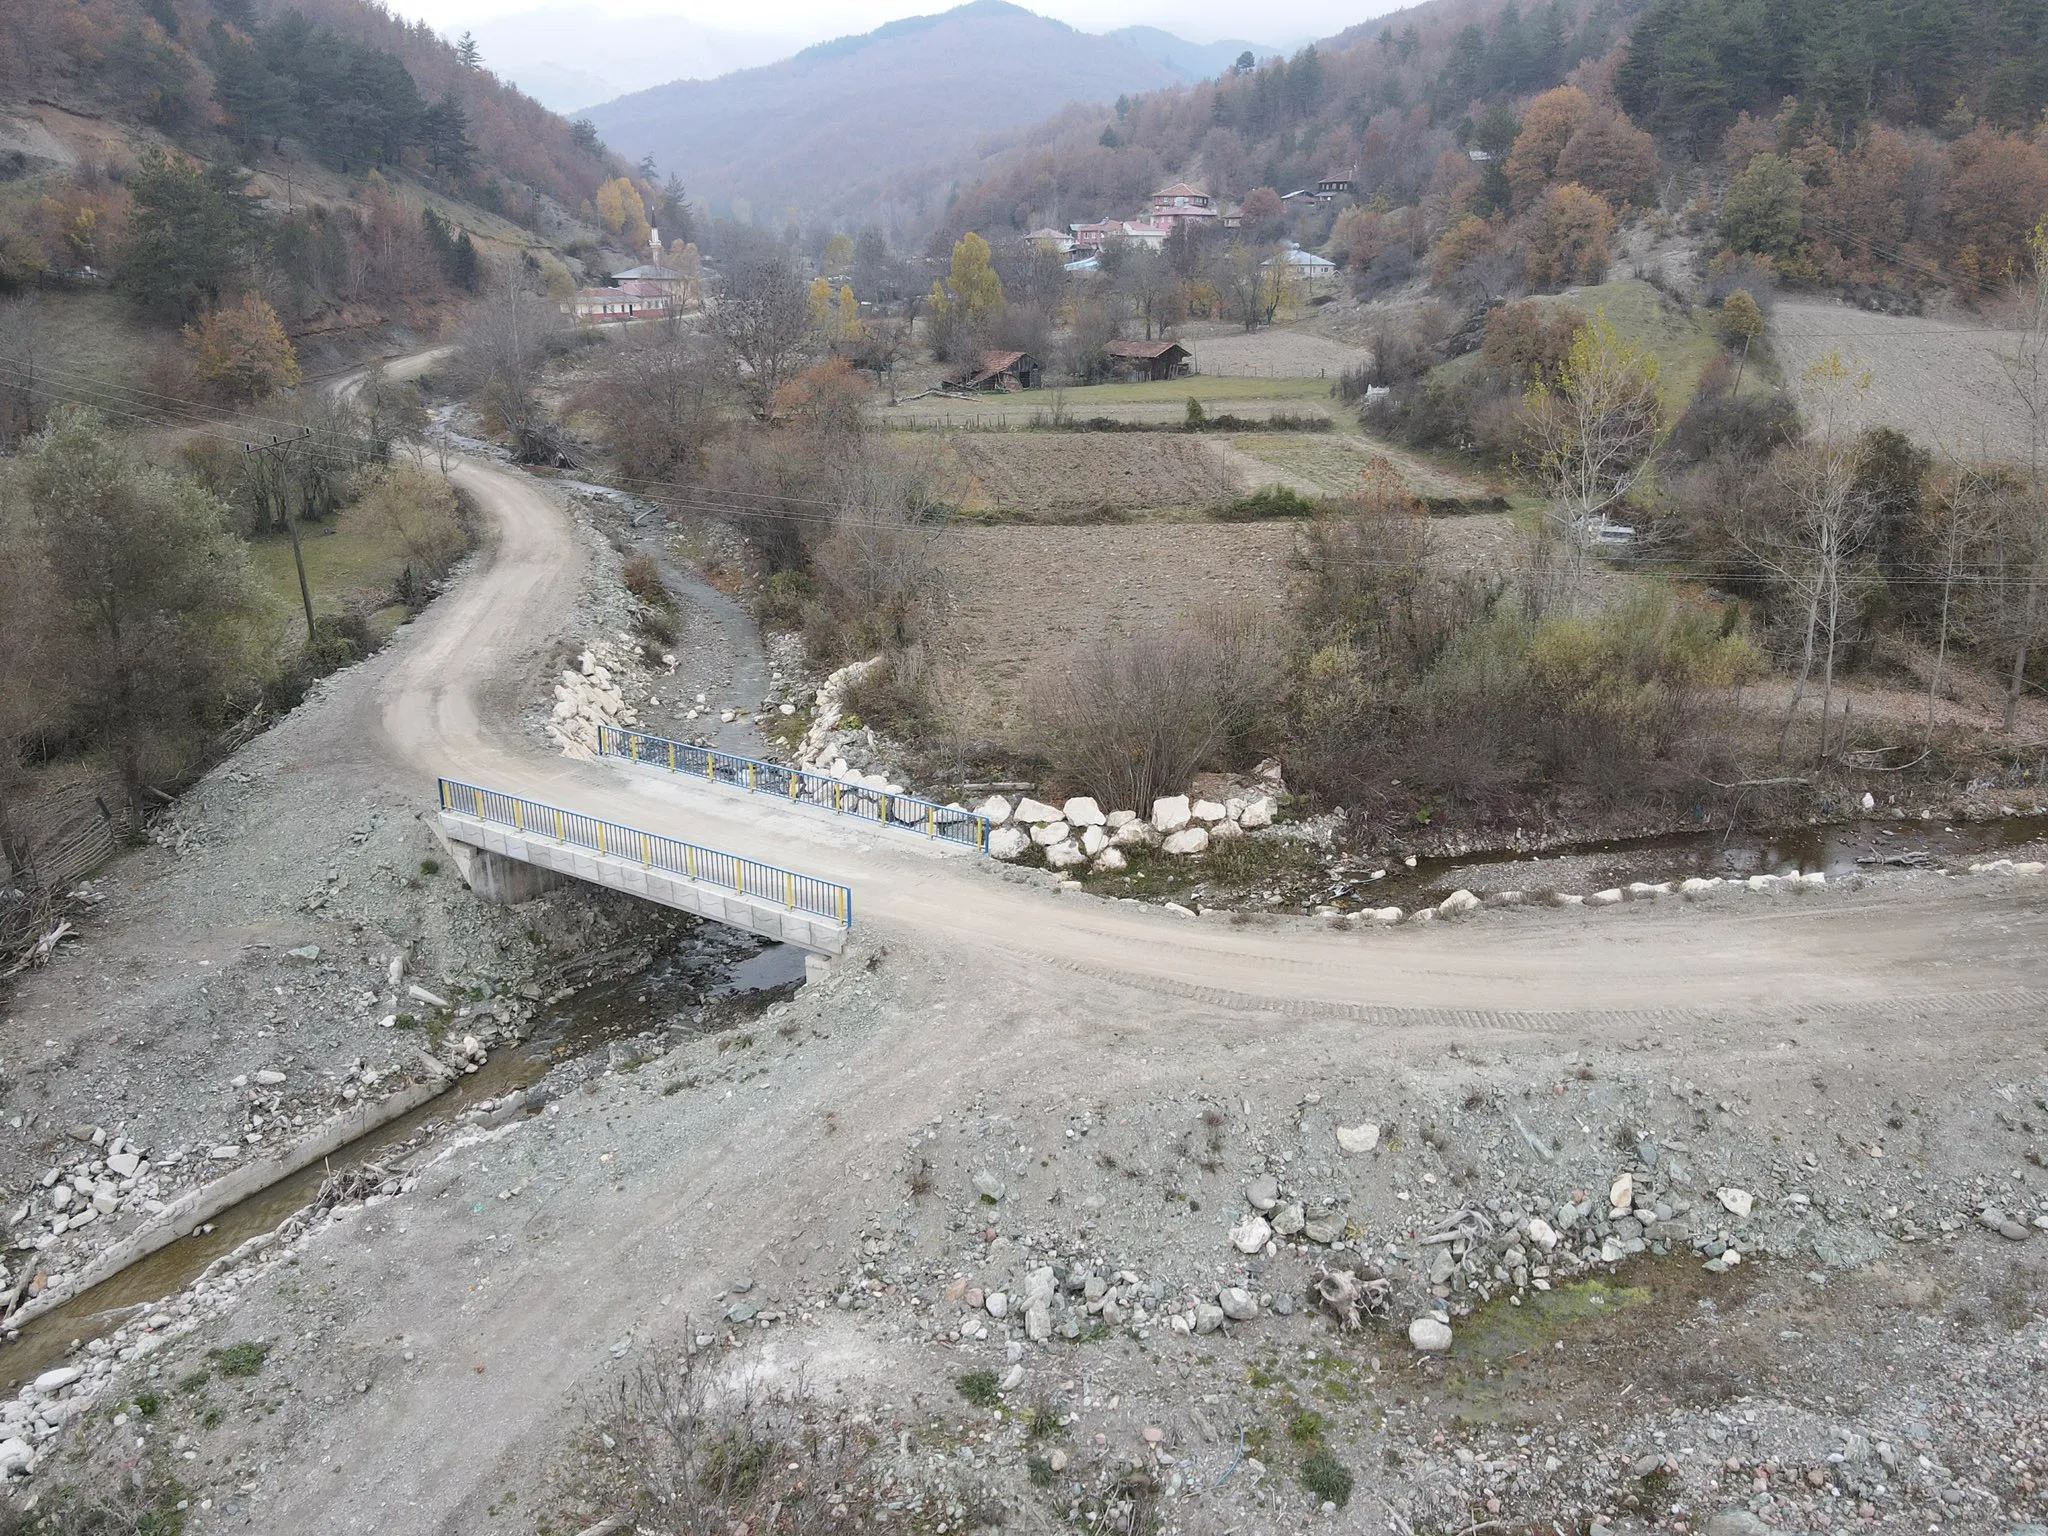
left=455, top=274, right=567, bottom=464
left=1520, top=312, right=1662, bottom=616
left=1737, top=354, right=1878, bottom=763
left=585, top=320, right=728, bottom=484
left=0, top=294, right=51, bottom=450
left=708, top=254, right=816, bottom=418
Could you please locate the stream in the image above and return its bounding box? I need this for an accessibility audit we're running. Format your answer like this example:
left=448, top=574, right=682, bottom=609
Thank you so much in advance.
left=0, top=936, right=809, bottom=1389
left=1367, top=811, right=2048, bottom=908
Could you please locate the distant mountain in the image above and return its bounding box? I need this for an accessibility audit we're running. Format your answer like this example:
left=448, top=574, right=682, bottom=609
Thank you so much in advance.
left=1106, top=26, right=1282, bottom=83
left=582, top=0, right=1184, bottom=223
left=458, top=8, right=798, bottom=115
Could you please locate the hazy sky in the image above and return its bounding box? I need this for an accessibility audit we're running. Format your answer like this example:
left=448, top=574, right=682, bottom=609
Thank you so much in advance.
left=387, top=0, right=1358, bottom=49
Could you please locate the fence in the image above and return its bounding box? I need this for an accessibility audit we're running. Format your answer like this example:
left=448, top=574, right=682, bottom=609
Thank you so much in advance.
left=595, top=725, right=989, bottom=852
left=437, top=778, right=852, bottom=928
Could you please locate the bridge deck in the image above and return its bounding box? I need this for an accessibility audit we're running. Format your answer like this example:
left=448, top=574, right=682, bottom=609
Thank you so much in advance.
left=434, top=779, right=852, bottom=955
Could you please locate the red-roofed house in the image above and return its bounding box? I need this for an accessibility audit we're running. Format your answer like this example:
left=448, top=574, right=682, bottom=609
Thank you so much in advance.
left=1150, top=182, right=1219, bottom=229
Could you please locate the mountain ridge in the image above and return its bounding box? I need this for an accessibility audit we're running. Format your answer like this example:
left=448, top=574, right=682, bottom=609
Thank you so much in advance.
left=581, top=2, right=1230, bottom=226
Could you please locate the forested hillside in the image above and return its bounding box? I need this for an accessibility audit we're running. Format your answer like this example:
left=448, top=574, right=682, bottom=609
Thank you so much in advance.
left=1617, top=0, right=2048, bottom=154
left=0, top=0, right=619, bottom=245
left=938, top=0, right=1619, bottom=240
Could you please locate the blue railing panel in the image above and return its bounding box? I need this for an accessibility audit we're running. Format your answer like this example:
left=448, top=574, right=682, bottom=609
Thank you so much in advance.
left=436, top=778, right=852, bottom=927
left=595, top=724, right=989, bottom=852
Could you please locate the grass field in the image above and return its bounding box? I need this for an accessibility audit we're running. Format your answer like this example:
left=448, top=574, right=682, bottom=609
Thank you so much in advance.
left=246, top=502, right=416, bottom=649
left=1552, top=278, right=1732, bottom=412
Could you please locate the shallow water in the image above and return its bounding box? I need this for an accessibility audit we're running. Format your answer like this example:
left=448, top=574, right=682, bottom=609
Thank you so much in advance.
left=1371, top=813, right=2048, bottom=908
left=0, top=938, right=805, bottom=1387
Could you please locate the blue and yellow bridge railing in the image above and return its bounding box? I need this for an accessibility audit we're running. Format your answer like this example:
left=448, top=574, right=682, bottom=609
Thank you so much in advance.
left=437, top=778, right=852, bottom=928
left=595, top=724, right=990, bottom=852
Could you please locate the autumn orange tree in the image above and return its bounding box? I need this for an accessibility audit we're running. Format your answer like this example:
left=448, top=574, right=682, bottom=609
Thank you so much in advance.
left=184, top=293, right=300, bottom=403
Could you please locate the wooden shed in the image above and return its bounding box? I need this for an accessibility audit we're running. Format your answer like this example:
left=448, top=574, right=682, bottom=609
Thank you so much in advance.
left=1104, top=339, right=1193, bottom=382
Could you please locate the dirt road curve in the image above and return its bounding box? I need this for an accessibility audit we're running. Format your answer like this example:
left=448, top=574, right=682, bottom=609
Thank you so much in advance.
left=382, top=458, right=2044, bottom=1025
left=217, top=450, right=2048, bottom=1536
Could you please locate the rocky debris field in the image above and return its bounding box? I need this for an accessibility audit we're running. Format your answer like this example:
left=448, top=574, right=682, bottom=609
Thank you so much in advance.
left=10, top=909, right=2048, bottom=1535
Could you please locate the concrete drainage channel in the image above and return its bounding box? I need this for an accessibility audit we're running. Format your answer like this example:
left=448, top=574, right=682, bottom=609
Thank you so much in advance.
left=0, top=937, right=809, bottom=1391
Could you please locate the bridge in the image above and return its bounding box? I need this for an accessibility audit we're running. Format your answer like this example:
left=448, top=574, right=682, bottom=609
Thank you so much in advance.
left=431, top=731, right=998, bottom=959
left=434, top=778, right=854, bottom=956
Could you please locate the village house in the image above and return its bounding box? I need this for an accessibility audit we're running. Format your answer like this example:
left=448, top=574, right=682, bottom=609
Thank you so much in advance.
left=1104, top=338, right=1193, bottom=382
left=1067, top=218, right=1170, bottom=254
left=1149, top=181, right=1220, bottom=230
left=1266, top=242, right=1340, bottom=294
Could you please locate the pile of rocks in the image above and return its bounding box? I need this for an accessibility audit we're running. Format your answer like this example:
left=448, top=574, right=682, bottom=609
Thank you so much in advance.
left=1339, top=871, right=1834, bottom=926
left=980, top=792, right=1279, bottom=870
left=1968, top=857, right=2048, bottom=877
left=15, top=1131, right=164, bottom=1253
left=794, top=657, right=885, bottom=772
left=545, top=638, right=666, bottom=758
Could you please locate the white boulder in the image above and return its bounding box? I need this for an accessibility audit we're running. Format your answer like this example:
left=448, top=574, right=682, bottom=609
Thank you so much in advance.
left=0, top=1439, right=30, bottom=1476
left=1717, top=1187, right=1755, bottom=1220
left=1368, top=906, right=1404, bottom=923
left=1230, top=1215, right=1273, bottom=1254
left=1151, top=795, right=1191, bottom=833
left=1111, top=820, right=1157, bottom=849
left=1437, top=889, right=1481, bottom=917
left=1210, top=818, right=1245, bottom=841
left=1014, top=797, right=1064, bottom=824
left=1408, top=1317, right=1453, bottom=1353
left=1080, top=825, right=1110, bottom=856
left=1062, top=797, right=1106, bottom=827
left=1191, top=799, right=1228, bottom=823
left=1335, top=1123, right=1380, bottom=1154
left=1091, top=846, right=1128, bottom=873
left=1162, top=826, right=1211, bottom=856
left=1044, top=840, right=1087, bottom=870
left=976, top=796, right=1014, bottom=825
left=1030, top=820, right=1072, bottom=846
left=1105, top=809, right=1136, bottom=829
left=988, top=827, right=1031, bottom=861
left=1239, top=795, right=1277, bottom=829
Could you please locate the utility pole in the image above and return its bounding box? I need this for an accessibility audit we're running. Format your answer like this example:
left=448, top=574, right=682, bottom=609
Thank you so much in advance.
left=246, top=430, right=317, bottom=641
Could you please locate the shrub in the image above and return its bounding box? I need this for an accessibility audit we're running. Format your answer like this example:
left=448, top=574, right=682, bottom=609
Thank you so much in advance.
left=213, top=1340, right=269, bottom=1377
left=1026, top=607, right=1283, bottom=811
left=1300, top=1447, right=1354, bottom=1506
left=955, top=1369, right=1001, bottom=1407
left=620, top=554, right=671, bottom=609
left=567, top=1339, right=881, bottom=1536
left=1215, top=486, right=1319, bottom=520
left=1666, top=393, right=1801, bottom=466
